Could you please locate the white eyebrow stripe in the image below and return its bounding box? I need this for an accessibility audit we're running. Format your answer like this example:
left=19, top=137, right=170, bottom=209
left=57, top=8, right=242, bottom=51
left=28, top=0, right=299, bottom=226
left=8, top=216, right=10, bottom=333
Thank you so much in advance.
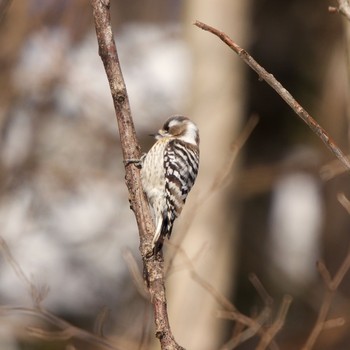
left=178, top=122, right=198, bottom=145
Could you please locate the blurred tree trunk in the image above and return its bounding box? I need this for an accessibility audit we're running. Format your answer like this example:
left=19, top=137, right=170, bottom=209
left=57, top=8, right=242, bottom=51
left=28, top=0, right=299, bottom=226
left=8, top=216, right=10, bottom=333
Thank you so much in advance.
left=317, top=15, right=350, bottom=277
left=0, top=1, right=29, bottom=122
left=165, top=1, right=251, bottom=349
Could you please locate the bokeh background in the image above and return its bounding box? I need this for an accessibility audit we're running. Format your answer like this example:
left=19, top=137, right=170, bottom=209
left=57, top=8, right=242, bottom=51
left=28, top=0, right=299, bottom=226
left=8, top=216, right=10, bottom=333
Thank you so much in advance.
left=0, top=0, right=350, bottom=349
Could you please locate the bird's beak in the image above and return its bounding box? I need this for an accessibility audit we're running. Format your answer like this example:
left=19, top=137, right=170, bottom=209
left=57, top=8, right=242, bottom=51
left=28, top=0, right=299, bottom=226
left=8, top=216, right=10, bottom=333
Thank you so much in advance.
left=151, top=129, right=165, bottom=140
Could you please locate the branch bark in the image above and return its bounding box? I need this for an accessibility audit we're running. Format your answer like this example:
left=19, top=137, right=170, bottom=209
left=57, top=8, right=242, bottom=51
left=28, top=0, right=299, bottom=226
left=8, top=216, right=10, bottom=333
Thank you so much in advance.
left=194, top=20, right=350, bottom=174
left=90, top=1, right=184, bottom=349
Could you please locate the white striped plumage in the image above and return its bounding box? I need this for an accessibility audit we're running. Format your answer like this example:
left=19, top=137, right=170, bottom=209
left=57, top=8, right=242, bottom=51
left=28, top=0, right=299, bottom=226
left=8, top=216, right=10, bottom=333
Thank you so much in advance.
left=141, top=116, right=200, bottom=254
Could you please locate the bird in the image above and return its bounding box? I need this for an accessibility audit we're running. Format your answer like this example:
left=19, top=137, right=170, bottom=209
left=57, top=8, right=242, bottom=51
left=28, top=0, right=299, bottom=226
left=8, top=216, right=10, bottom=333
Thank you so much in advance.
left=141, top=115, right=200, bottom=255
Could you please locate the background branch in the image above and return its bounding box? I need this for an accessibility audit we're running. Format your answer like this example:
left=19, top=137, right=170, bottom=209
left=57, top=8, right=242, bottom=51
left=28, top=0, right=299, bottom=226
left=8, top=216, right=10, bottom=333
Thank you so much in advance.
left=0, top=306, right=120, bottom=350
left=194, top=20, right=350, bottom=174
left=90, top=1, right=183, bottom=349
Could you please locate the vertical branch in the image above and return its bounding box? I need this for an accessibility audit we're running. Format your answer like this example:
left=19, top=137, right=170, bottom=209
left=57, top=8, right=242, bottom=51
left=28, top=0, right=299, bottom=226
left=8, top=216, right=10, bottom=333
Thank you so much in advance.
left=90, top=0, right=149, bottom=243
left=90, top=1, right=184, bottom=349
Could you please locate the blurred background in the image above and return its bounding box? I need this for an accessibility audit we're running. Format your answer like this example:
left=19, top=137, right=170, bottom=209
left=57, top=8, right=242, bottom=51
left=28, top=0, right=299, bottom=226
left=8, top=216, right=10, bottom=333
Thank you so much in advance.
left=0, top=0, right=350, bottom=349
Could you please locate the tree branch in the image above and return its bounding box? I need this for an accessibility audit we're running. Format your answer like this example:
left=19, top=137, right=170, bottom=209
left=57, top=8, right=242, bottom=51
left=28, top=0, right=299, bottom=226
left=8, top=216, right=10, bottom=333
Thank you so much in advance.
left=0, top=305, right=121, bottom=350
left=90, top=1, right=184, bottom=349
left=194, top=19, right=350, bottom=349
left=300, top=193, right=350, bottom=349
left=194, top=20, right=350, bottom=173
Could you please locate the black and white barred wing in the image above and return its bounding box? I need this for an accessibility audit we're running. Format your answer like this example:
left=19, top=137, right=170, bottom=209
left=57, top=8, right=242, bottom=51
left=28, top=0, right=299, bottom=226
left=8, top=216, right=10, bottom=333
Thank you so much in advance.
left=161, top=139, right=199, bottom=238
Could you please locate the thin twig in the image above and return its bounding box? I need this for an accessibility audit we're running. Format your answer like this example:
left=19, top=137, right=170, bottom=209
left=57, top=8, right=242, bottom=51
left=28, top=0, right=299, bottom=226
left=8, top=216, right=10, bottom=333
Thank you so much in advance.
left=0, top=306, right=121, bottom=350
left=94, top=306, right=110, bottom=337
left=0, top=236, right=48, bottom=307
left=208, top=114, right=259, bottom=194
left=194, top=20, right=350, bottom=174
left=122, top=248, right=150, bottom=300
left=323, top=317, right=345, bottom=330
left=256, top=295, right=292, bottom=350
left=171, top=244, right=279, bottom=349
left=316, top=261, right=332, bottom=288
left=90, top=1, right=183, bottom=349
left=249, top=273, right=274, bottom=308
left=0, top=0, right=12, bottom=22
left=320, top=156, right=350, bottom=181
left=219, top=274, right=284, bottom=350
left=218, top=307, right=273, bottom=350
left=139, top=302, right=152, bottom=350
left=302, top=250, right=350, bottom=350
left=301, top=290, right=333, bottom=350
left=337, top=192, right=350, bottom=215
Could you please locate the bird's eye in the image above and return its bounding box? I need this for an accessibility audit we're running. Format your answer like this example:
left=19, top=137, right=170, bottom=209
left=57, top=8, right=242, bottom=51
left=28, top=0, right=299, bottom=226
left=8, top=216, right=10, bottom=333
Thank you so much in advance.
left=163, top=122, right=170, bottom=132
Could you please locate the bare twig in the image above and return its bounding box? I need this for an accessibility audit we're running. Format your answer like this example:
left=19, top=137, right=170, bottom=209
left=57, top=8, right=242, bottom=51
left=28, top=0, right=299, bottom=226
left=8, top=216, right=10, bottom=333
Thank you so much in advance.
left=90, top=1, right=183, bottom=349
left=302, top=289, right=332, bottom=349
left=323, top=317, right=345, bottom=329
left=302, top=194, right=350, bottom=350
left=317, top=261, right=333, bottom=288
left=249, top=273, right=274, bottom=308
left=122, top=248, right=149, bottom=300
left=0, top=236, right=48, bottom=308
left=219, top=274, right=285, bottom=350
left=218, top=309, right=270, bottom=350
left=337, top=192, right=350, bottom=214
left=194, top=20, right=350, bottom=174
left=208, top=114, right=259, bottom=194
left=0, top=306, right=121, bottom=350
left=320, top=156, right=350, bottom=181
left=301, top=252, right=350, bottom=350
left=0, top=0, right=12, bottom=22
left=171, top=244, right=280, bottom=349
left=94, top=306, right=110, bottom=337
left=256, top=295, right=292, bottom=350
left=139, top=302, right=152, bottom=350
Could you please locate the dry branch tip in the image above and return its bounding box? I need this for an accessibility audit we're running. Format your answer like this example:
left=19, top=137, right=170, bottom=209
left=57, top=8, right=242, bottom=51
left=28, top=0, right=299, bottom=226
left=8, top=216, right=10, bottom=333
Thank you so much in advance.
left=194, top=19, right=350, bottom=173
